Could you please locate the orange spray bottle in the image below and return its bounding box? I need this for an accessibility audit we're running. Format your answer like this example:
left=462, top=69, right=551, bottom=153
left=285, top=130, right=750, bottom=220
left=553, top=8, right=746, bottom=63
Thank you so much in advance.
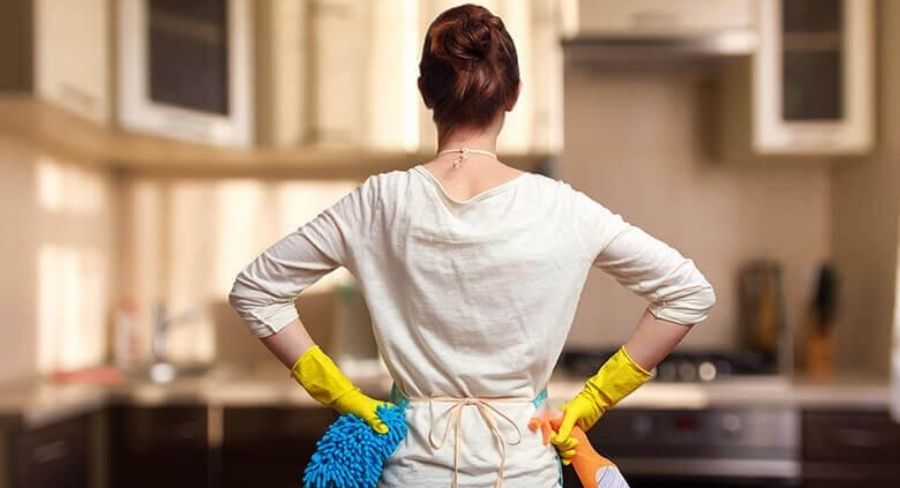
left=528, top=410, right=630, bottom=488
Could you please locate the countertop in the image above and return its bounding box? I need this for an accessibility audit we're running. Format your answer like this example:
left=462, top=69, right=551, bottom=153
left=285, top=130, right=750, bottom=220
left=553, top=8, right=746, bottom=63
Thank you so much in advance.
left=0, top=365, right=891, bottom=429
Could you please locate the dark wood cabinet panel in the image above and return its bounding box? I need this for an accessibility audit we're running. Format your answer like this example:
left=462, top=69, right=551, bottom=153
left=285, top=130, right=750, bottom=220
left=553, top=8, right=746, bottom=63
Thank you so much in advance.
left=802, top=408, right=900, bottom=484
left=803, top=409, right=900, bottom=463
left=220, top=406, right=337, bottom=488
left=13, top=413, right=92, bottom=488
left=803, top=481, right=897, bottom=488
left=107, top=404, right=209, bottom=488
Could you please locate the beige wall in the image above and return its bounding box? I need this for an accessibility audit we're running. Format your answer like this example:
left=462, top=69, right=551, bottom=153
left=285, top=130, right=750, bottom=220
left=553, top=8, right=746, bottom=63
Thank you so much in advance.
left=559, top=66, right=832, bottom=351
left=115, top=175, right=360, bottom=366
left=831, top=0, right=900, bottom=377
left=0, top=135, right=117, bottom=383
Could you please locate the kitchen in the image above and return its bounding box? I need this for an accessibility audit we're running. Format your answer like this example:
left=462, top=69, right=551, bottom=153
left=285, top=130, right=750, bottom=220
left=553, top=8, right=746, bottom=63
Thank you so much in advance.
left=0, top=0, right=899, bottom=487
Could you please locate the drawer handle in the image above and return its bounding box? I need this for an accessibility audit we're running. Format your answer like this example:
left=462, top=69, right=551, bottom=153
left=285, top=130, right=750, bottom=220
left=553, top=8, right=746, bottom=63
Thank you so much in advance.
left=835, top=428, right=884, bottom=448
left=32, top=440, right=68, bottom=464
left=175, top=422, right=202, bottom=440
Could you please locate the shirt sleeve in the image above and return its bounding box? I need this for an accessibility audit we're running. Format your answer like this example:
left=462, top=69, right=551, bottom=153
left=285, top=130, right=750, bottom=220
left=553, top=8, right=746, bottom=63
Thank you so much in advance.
left=228, top=174, right=382, bottom=338
left=569, top=184, right=716, bottom=325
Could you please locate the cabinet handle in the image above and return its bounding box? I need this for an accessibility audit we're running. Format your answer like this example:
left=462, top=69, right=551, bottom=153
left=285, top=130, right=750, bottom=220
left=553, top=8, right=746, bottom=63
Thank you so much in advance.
left=630, top=10, right=681, bottom=29
left=175, top=422, right=202, bottom=440
left=834, top=428, right=884, bottom=448
left=32, top=440, right=68, bottom=464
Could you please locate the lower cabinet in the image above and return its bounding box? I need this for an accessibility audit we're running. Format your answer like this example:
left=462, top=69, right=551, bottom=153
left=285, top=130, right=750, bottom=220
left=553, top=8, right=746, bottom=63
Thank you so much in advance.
left=107, top=404, right=209, bottom=488
left=105, top=404, right=335, bottom=488
left=220, top=406, right=337, bottom=488
left=801, top=409, right=900, bottom=486
left=11, top=404, right=900, bottom=487
left=11, top=412, right=93, bottom=488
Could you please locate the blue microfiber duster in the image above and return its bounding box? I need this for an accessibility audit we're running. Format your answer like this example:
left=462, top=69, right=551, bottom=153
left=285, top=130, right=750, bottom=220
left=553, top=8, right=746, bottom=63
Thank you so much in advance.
left=303, top=403, right=408, bottom=488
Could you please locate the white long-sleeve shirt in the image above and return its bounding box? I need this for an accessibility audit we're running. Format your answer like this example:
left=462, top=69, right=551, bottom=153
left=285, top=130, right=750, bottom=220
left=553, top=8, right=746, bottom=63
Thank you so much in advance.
left=228, top=164, right=716, bottom=487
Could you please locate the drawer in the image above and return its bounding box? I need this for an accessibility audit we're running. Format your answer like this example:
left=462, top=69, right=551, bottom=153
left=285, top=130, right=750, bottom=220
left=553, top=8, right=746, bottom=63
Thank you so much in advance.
left=223, top=406, right=337, bottom=443
left=107, top=405, right=209, bottom=488
left=110, top=404, right=207, bottom=450
left=15, top=413, right=92, bottom=488
left=802, top=409, right=900, bottom=464
left=222, top=407, right=336, bottom=461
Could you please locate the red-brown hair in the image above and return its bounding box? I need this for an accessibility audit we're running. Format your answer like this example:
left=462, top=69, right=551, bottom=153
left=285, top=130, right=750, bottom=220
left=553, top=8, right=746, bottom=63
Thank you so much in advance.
left=419, top=4, right=520, bottom=133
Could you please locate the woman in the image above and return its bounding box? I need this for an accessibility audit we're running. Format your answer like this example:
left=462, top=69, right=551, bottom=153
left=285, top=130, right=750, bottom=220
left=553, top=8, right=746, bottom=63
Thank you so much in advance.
left=228, top=4, right=716, bottom=487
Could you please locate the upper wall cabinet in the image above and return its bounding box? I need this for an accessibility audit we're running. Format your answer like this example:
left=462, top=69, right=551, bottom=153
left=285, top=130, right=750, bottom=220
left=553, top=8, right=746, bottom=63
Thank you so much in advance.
left=257, top=0, right=564, bottom=155
left=563, top=0, right=757, bottom=37
left=753, top=0, right=874, bottom=155
left=119, top=0, right=565, bottom=154
left=34, top=0, right=113, bottom=124
left=720, top=0, right=875, bottom=158
left=118, top=0, right=255, bottom=147
left=25, top=0, right=563, bottom=158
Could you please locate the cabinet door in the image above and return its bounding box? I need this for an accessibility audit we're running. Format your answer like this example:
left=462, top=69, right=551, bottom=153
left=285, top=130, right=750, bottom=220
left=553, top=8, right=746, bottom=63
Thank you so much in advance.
left=108, top=404, right=209, bottom=488
left=802, top=409, right=900, bottom=483
left=34, top=0, right=112, bottom=123
left=753, top=0, right=874, bottom=154
left=221, top=406, right=337, bottom=488
left=307, top=0, right=369, bottom=148
left=14, top=413, right=92, bottom=488
left=571, top=0, right=756, bottom=35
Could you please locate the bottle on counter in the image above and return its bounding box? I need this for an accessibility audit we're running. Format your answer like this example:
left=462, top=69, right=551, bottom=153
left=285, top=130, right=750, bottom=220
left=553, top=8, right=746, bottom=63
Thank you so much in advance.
left=113, top=296, right=140, bottom=372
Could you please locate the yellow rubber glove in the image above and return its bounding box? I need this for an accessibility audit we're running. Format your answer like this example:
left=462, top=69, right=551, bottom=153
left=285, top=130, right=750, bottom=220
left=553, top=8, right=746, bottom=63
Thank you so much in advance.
left=290, top=345, right=391, bottom=434
left=551, top=346, right=652, bottom=465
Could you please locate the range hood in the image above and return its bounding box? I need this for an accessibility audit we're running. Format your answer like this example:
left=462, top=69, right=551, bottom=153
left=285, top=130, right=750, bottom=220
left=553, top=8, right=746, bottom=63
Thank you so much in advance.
left=561, top=0, right=759, bottom=61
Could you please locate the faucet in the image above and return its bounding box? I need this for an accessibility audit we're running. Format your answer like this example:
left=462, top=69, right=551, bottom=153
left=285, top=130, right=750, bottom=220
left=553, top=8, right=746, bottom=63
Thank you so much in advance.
left=149, top=301, right=201, bottom=383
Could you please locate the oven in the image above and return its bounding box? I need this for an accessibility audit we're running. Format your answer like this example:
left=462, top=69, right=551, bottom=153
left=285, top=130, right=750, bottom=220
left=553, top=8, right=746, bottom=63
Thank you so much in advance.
left=558, top=349, right=801, bottom=487
left=560, top=406, right=801, bottom=488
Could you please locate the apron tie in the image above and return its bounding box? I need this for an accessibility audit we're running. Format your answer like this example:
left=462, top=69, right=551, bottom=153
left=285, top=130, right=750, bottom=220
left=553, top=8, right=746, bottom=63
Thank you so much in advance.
left=411, top=395, right=527, bottom=488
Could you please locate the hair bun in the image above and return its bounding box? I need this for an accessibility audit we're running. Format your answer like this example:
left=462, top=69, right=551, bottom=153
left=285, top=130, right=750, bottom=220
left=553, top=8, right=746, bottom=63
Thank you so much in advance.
left=457, top=17, right=493, bottom=60
left=432, top=13, right=497, bottom=69
left=419, top=4, right=520, bottom=131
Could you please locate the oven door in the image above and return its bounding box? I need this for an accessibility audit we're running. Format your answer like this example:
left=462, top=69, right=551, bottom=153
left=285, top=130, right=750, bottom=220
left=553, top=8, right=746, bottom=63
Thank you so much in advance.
left=626, top=476, right=800, bottom=487
left=574, top=407, right=802, bottom=488
left=562, top=466, right=801, bottom=487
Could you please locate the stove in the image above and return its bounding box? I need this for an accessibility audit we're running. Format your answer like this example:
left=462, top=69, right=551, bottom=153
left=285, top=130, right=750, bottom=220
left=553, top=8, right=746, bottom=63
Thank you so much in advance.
left=557, top=348, right=799, bottom=486
left=558, top=348, right=777, bottom=383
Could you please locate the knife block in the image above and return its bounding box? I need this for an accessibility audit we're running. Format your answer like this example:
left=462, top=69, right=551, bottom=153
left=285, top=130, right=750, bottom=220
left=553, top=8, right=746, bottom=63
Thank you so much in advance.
left=803, top=310, right=834, bottom=379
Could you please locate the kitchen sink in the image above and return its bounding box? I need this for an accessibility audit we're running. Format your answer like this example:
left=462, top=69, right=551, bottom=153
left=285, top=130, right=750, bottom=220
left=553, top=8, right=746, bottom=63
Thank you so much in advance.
left=128, top=361, right=218, bottom=384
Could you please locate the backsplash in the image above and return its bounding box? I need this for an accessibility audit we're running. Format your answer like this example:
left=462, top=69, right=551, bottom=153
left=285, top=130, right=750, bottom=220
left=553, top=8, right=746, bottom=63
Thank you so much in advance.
left=558, top=66, right=832, bottom=351
left=117, top=176, right=359, bottom=365
left=0, top=135, right=117, bottom=382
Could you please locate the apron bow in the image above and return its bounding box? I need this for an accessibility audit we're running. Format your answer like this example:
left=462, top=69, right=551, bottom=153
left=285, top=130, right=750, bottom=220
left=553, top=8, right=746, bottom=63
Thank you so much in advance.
left=421, top=395, right=526, bottom=488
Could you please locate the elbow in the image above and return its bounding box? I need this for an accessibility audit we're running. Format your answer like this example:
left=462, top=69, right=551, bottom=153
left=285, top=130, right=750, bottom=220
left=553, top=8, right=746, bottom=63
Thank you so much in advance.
left=227, top=273, right=249, bottom=316
left=692, top=283, right=717, bottom=321
left=686, top=282, right=717, bottom=324
left=649, top=282, right=717, bottom=326
left=227, top=273, right=266, bottom=336
left=227, top=272, right=296, bottom=339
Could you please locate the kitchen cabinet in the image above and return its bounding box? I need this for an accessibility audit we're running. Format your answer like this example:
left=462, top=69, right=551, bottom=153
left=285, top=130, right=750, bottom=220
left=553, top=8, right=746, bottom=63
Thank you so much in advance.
left=34, top=0, right=113, bottom=124
left=10, top=412, right=96, bottom=488
left=0, top=0, right=32, bottom=91
left=117, top=0, right=255, bottom=147
left=562, top=0, right=757, bottom=37
left=258, top=0, right=563, bottom=155
left=753, top=0, right=875, bottom=155
left=722, top=0, right=875, bottom=157
left=220, top=406, right=337, bottom=488
left=801, top=408, right=900, bottom=485
left=107, top=404, right=209, bottom=488
left=15, top=0, right=562, bottom=169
